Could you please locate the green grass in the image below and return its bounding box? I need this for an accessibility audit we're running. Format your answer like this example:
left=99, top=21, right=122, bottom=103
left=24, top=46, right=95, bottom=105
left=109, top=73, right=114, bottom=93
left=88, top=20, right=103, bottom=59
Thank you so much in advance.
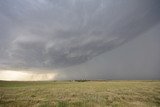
left=0, top=80, right=160, bottom=107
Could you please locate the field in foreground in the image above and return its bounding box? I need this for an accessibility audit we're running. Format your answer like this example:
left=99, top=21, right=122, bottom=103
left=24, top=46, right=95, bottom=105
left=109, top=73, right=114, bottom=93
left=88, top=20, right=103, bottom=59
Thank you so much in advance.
left=0, top=80, right=160, bottom=107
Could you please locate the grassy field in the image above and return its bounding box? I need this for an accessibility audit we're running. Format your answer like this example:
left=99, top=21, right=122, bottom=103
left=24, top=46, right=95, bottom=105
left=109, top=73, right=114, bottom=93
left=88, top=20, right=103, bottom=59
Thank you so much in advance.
left=0, top=80, right=160, bottom=107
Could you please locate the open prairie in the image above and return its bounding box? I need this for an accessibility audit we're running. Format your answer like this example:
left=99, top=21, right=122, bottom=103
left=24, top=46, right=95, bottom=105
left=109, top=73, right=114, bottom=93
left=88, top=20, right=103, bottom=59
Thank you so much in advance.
left=0, top=81, right=160, bottom=107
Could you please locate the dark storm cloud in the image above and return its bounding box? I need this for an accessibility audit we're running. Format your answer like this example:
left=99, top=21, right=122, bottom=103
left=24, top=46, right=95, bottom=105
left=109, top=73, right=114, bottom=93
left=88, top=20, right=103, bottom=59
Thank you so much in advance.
left=0, top=0, right=160, bottom=69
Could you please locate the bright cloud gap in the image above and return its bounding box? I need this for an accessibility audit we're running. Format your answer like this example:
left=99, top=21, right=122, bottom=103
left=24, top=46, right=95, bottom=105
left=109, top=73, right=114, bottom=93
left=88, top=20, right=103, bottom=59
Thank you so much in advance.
left=0, top=70, right=57, bottom=81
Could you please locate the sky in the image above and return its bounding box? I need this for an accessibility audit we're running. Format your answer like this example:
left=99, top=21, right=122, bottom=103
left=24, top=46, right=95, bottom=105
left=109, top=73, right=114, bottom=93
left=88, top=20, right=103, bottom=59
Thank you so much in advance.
left=0, top=0, right=160, bottom=80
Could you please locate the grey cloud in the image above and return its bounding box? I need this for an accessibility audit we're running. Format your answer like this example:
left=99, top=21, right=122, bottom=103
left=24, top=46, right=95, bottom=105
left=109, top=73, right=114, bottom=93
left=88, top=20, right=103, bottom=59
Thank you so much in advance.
left=0, top=0, right=160, bottom=69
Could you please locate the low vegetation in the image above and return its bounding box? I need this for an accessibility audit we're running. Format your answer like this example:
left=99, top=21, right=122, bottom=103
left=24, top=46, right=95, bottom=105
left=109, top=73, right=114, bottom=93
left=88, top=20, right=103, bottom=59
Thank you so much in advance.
left=0, top=80, right=160, bottom=107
